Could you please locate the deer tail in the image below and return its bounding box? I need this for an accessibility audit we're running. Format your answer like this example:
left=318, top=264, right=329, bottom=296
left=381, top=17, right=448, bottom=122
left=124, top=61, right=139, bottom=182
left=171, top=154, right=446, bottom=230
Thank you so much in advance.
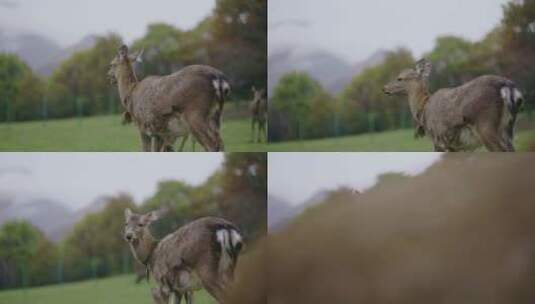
left=215, top=227, right=243, bottom=276
left=212, top=77, right=231, bottom=129
left=500, top=85, right=524, bottom=139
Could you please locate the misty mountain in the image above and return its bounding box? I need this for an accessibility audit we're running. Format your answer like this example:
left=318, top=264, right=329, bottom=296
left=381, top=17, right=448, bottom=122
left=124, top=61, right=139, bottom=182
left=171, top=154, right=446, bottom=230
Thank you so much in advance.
left=268, top=46, right=388, bottom=95
left=0, top=196, right=110, bottom=242
left=36, top=35, right=98, bottom=76
left=0, top=31, right=61, bottom=72
left=0, top=198, right=72, bottom=241
left=0, top=30, right=97, bottom=76
left=268, top=190, right=331, bottom=232
left=268, top=195, right=296, bottom=232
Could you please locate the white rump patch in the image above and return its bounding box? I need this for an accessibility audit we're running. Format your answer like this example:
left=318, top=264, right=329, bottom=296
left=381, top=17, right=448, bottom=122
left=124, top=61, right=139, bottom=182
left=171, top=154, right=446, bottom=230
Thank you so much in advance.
left=513, top=89, right=523, bottom=102
left=230, top=230, right=242, bottom=247
left=500, top=87, right=511, bottom=102
left=216, top=229, right=233, bottom=274
left=222, top=81, right=230, bottom=95
left=213, top=80, right=221, bottom=99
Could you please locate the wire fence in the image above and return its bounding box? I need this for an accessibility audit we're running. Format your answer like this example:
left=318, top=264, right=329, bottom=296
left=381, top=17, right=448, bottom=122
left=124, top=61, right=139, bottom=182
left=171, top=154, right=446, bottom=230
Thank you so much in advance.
left=0, top=250, right=137, bottom=293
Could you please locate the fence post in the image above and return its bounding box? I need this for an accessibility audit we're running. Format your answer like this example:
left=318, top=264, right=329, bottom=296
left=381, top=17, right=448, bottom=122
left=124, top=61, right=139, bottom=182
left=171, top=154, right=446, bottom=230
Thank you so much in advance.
left=122, top=250, right=129, bottom=274
left=76, top=97, right=83, bottom=126
left=57, top=250, right=64, bottom=284
left=42, top=93, right=48, bottom=126
left=333, top=112, right=339, bottom=137
left=91, top=257, right=98, bottom=281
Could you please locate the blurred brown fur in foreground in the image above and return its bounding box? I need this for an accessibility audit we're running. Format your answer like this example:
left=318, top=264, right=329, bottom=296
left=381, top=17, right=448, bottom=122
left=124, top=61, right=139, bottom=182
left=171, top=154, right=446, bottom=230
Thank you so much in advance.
left=228, top=154, right=535, bottom=304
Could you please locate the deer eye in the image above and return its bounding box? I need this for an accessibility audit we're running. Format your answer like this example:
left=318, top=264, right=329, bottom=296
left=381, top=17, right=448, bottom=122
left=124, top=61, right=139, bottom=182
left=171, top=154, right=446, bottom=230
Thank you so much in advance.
left=137, top=223, right=144, bottom=228
left=397, top=78, right=403, bottom=82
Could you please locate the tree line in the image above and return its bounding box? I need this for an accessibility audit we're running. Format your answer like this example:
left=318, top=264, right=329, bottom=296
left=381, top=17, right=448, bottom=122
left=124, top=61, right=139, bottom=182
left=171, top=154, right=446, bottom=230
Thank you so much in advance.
left=0, top=0, right=266, bottom=122
left=269, top=1, right=535, bottom=142
left=0, top=153, right=267, bottom=290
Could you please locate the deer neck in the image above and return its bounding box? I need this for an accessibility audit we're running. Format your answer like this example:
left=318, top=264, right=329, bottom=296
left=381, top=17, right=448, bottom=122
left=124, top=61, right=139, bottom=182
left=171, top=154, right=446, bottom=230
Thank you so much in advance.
left=116, top=65, right=138, bottom=111
left=407, top=81, right=430, bottom=128
left=129, top=229, right=158, bottom=266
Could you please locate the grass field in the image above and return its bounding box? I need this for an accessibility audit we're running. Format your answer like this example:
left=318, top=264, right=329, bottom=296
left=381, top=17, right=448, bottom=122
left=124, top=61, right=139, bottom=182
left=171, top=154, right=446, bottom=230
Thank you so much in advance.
left=266, top=129, right=535, bottom=151
left=0, top=115, right=267, bottom=152
left=0, top=274, right=215, bottom=304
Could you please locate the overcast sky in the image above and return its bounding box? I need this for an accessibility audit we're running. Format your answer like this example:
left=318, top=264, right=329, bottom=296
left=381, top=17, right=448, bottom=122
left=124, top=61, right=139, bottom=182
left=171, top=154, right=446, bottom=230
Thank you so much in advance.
left=268, top=153, right=441, bottom=205
left=0, top=0, right=215, bottom=46
left=0, top=153, right=223, bottom=210
left=269, top=0, right=510, bottom=63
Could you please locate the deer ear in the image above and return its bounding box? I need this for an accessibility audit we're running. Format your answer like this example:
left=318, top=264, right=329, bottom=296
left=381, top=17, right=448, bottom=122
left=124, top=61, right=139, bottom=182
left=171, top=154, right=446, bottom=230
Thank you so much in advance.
left=129, top=49, right=144, bottom=63
left=415, top=59, right=432, bottom=79
left=142, top=211, right=160, bottom=224
left=251, top=86, right=256, bottom=92
left=124, top=208, right=133, bottom=220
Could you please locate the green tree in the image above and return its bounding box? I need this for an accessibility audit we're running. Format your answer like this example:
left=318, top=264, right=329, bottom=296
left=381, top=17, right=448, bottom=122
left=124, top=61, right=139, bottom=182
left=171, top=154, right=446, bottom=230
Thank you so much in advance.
left=49, top=34, right=123, bottom=118
left=63, top=194, right=135, bottom=281
left=209, top=0, right=267, bottom=98
left=219, top=153, right=267, bottom=241
left=0, top=220, right=57, bottom=289
left=341, top=48, right=414, bottom=134
left=0, top=53, right=45, bottom=122
left=271, top=72, right=324, bottom=140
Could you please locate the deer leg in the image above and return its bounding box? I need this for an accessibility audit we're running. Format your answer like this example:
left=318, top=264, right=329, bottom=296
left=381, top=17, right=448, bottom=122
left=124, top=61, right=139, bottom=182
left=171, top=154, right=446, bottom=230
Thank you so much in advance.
left=184, top=291, right=193, bottom=304
left=191, top=138, right=196, bottom=152
left=150, top=136, right=159, bottom=152
left=173, top=292, right=183, bottom=304
left=476, top=123, right=506, bottom=152
left=251, top=119, right=256, bottom=142
left=151, top=286, right=170, bottom=304
left=178, top=134, right=189, bottom=152
left=185, top=113, right=217, bottom=151
left=201, top=280, right=225, bottom=303
left=140, top=131, right=151, bottom=152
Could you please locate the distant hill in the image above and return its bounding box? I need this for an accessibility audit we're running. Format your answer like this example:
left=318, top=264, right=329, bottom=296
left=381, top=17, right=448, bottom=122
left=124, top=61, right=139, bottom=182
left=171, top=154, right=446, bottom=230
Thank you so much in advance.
left=0, top=198, right=71, bottom=241
left=36, top=35, right=98, bottom=76
left=0, top=31, right=61, bottom=72
left=268, top=45, right=388, bottom=95
left=268, top=190, right=331, bottom=232
left=0, top=30, right=97, bottom=76
left=268, top=195, right=296, bottom=232
left=0, top=196, right=109, bottom=242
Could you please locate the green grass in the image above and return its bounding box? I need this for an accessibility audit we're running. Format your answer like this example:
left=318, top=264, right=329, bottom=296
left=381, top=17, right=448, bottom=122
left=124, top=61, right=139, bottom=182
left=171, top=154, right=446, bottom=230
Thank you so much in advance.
left=0, top=115, right=267, bottom=152
left=0, top=274, right=215, bottom=304
left=266, top=129, right=535, bottom=151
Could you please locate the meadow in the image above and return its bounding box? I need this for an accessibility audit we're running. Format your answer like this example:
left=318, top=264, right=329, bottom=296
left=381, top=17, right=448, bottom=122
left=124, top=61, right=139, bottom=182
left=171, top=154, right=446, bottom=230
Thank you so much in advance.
left=266, top=129, right=535, bottom=152
left=0, top=275, right=215, bottom=304
left=0, top=115, right=267, bottom=152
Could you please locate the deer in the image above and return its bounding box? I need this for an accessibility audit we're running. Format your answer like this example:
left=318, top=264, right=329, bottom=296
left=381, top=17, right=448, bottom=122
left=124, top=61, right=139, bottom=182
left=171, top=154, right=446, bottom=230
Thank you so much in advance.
left=249, top=86, right=267, bottom=143
left=383, top=59, right=523, bottom=152
left=123, top=208, right=243, bottom=304
left=108, top=45, right=230, bottom=152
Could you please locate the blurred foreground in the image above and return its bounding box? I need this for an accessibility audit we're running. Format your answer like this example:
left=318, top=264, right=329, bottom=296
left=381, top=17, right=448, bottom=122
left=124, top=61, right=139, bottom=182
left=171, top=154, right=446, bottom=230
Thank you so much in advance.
left=230, top=153, right=535, bottom=303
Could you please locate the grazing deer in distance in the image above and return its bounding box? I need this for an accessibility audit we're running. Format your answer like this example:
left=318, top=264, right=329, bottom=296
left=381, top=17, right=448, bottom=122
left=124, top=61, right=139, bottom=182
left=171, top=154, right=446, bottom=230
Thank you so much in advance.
left=108, top=45, right=230, bottom=152
left=249, top=86, right=267, bottom=143
left=383, top=59, right=523, bottom=151
left=124, top=208, right=243, bottom=304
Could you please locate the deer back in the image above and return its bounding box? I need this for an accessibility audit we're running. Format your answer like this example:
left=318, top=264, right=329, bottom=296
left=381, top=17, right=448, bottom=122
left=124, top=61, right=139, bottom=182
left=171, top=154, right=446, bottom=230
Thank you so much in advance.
left=150, top=217, right=237, bottom=282
left=425, top=75, right=512, bottom=136
left=129, top=65, right=226, bottom=133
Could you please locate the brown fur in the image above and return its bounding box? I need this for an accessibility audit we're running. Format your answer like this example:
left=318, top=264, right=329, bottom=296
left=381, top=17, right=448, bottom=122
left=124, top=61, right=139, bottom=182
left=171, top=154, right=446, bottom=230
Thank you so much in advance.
left=124, top=210, right=242, bottom=304
left=108, top=45, right=229, bottom=152
left=249, top=87, right=268, bottom=143
left=228, top=153, right=535, bottom=303
left=384, top=59, right=523, bottom=151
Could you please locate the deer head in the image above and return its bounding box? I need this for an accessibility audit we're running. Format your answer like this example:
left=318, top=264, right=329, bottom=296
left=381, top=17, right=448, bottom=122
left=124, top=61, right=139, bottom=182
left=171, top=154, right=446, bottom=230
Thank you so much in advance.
left=383, top=59, right=432, bottom=96
left=123, top=208, right=160, bottom=247
left=251, top=86, right=266, bottom=103
left=107, top=45, right=143, bottom=85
